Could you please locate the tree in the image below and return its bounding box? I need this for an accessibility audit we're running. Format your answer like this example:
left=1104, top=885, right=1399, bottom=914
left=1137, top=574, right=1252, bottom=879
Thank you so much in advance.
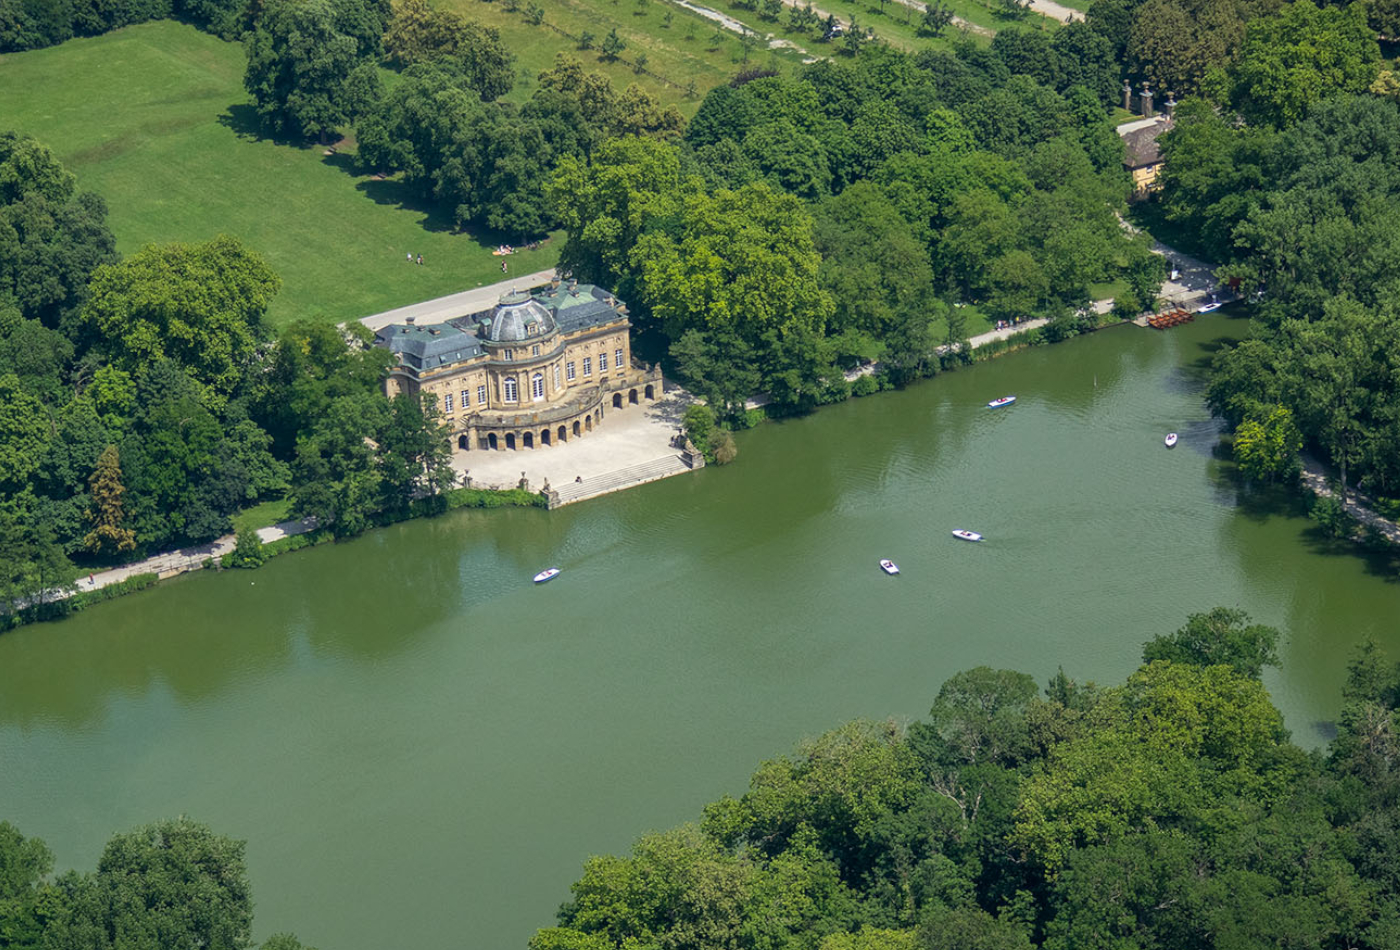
left=82, top=444, right=136, bottom=555
left=1229, top=0, right=1380, bottom=129
left=914, top=667, right=1039, bottom=768
left=1127, top=0, right=1251, bottom=97
left=291, top=391, right=389, bottom=537
left=1232, top=404, right=1302, bottom=483
left=919, top=0, right=952, bottom=36
left=227, top=524, right=267, bottom=568
left=243, top=0, right=365, bottom=141
left=599, top=26, right=625, bottom=59
left=0, top=132, right=118, bottom=327
left=632, top=182, right=833, bottom=347
left=384, top=0, right=515, bottom=100
left=548, top=136, right=690, bottom=293
left=378, top=391, right=454, bottom=509
left=0, top=372, right=47, bottom=493
left=82, top=235, right=280, bottom=401
left=813, top=182, right=934, bottom=364
left=0, top=820, right=53, bottom=948
left=1141, top=606, right=1281, bottom=678
left=61, top=818, right=253, bottom=950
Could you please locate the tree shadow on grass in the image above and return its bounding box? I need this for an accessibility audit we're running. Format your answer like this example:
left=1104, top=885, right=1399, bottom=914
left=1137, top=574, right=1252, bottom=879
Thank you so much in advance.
left=216, top=102, right=308, bottom=148
left=352, top=177, right=460, bottom=234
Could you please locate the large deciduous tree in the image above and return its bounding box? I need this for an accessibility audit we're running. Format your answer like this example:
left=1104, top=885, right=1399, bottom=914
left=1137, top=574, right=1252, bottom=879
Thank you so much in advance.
left=82, top=235, right=279, bottom=401
left=243, top=0, right=378, bottom=141
left=1141, top=606, right=1282, bottom=678
left=1229, top=0, right=1380, bottom=129
left=0, top=131, right=118, bottom=328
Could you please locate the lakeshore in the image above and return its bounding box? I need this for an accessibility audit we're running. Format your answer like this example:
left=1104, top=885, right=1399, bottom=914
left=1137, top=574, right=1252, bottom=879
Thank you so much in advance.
left=7, top=315, right=1400, bottom=950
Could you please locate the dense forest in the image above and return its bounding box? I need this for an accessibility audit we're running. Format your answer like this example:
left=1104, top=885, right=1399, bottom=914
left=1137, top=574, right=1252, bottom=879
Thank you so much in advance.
left=1159, top=86, right=1400, bottom=502
left=532, top=611, right=1400, bottom=950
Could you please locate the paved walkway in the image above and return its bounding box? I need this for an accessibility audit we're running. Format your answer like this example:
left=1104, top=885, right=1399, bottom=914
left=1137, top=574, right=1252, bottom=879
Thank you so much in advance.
left=358, top=269, right=558, bottom=332
left=1300, top=456, right=1400, bottom=545
left=61, top=517, right=317, bottom=600
left=454, top=384, right=695, bottom=493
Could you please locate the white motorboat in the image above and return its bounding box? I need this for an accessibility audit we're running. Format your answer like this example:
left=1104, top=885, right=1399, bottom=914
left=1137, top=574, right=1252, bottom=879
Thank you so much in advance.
left=533, top=568, right=560, bottom=583
left=951, top=530, right=983, bottom=542
left=879, top=559, right=900, bottom=575
left=987, top=396, right=1017, bottom=409
left=1197, top=297, right=1223, bottom=313
left=1165, top=432, right=1178, bottom=448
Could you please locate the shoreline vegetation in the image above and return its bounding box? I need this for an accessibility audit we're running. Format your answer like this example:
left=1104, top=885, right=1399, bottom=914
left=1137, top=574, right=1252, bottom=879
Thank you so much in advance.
left=531, top=616, right=1400, bottom=950
left=10, top=306, right=1399, bottom=632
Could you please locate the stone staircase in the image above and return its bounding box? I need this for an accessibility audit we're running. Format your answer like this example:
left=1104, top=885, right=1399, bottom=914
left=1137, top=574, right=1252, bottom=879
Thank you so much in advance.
left=548, top=454, right=695, bottom=507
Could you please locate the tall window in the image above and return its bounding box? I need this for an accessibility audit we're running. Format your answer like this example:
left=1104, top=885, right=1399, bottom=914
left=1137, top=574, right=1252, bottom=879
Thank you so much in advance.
left=444, top=392, right=454, bottom=412
left=503, top=349, right=513, bottom=360
left=599, top=352, right=608, bottom=371
left=531, top=373, right=544, bottom=400
left=583, top=356, right=592, bottom=376
left=503, top=377, right=518, bottom=402
left=461, top=389, right=470, bottom=407
left=531, top=344, right=540, bottom=357
left=566, top=361, right=576, bottom=381
left=615, top=348, right=624, bottom=369
left=477, top=384, right=487, bottom=405
left=553, top=364, right=560, bottom=389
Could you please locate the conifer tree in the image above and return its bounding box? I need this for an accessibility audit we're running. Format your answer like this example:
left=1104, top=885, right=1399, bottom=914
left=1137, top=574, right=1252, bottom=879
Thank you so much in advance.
left=83, top=444, right=136, bottom=555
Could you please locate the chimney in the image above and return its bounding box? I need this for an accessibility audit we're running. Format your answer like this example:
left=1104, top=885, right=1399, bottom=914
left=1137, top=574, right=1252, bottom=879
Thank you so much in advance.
left=568, top=278, right=578, bottom=292
left=1123, top=79, right=1132, bottom=113
left=550, top=277, right=561, bottom=289
left=1165, top=92, right=1176, bottom=120
left=406, top=315, right=416, bottom=327
left=1142, top=84, right=1154, bottom=118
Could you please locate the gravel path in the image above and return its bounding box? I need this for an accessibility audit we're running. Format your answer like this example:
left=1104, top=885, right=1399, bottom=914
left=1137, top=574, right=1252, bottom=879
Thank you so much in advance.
left=1300, top=456, right=1400, bottom=545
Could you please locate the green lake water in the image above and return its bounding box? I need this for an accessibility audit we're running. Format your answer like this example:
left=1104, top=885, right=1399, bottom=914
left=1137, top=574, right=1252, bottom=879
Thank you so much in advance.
left=3, top=313, right=1399, bottom=949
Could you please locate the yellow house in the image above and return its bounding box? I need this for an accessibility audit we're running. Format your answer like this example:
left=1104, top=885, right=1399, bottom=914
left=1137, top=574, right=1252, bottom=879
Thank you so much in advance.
left=1117, top=115, right=1173, bottom=197
left=375, top=280, right=663, bottom=452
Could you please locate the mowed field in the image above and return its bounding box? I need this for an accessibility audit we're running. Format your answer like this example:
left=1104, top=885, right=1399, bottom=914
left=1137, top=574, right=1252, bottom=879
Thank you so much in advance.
left=0, top=20, right=560, bottom=326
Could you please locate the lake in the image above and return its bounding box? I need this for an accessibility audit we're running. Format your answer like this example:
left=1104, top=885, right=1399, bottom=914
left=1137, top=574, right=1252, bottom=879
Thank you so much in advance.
left=3, top=313, right=1398, bottom=949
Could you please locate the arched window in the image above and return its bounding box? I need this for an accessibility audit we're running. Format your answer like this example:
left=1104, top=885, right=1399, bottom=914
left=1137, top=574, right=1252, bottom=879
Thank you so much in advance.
left=531, top=373, right=545, bottom=400
left=503, top=376, right=518, bottom=402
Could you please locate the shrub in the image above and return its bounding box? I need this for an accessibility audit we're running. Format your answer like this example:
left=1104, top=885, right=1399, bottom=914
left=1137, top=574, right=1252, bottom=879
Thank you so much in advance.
left=711, top=429, right=738, bottom=465
left=226, top=525, right=267, bottom=569
left=683, top=403, right=717, bottom=448
left=1311, top=494, right=1358, bottom=540
left=851, top=373, right=880, bottom=397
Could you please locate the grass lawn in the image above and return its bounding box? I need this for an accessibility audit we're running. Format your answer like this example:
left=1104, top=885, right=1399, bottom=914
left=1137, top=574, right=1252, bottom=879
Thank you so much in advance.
left=232, top=497, right=294, bottom=533
left=0, top=20, right=560, bottom=327
left=445, top=0, right=809, bottom=113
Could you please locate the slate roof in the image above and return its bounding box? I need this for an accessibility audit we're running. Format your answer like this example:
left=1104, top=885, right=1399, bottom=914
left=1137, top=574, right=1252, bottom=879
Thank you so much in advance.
left=377, top=284, right=628, bottom=377
left=479, top=292, right=557, bottom=343
left=376, top=324, right=484, bottom=372
left=533, top=283, right=627, bottom=334
left=1118, top=116, right=1173, bottom=169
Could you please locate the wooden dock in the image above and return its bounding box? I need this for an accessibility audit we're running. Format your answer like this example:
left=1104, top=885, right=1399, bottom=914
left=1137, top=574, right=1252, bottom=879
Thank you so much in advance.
left=1144, top=308, right=1195, bottom=329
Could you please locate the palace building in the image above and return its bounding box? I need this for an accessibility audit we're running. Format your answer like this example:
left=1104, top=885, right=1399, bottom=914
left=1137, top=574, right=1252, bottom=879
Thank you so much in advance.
left=375, top=280, right=663, bottom=451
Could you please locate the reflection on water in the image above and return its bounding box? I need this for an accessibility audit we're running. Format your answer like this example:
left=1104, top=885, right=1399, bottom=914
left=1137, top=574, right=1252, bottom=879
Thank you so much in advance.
left=2, top=314, right=1399, bottom=950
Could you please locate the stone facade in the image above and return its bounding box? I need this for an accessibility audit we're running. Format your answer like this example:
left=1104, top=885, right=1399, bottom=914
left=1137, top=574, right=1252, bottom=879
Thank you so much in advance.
left=375, top=280, right=663, bottom=451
